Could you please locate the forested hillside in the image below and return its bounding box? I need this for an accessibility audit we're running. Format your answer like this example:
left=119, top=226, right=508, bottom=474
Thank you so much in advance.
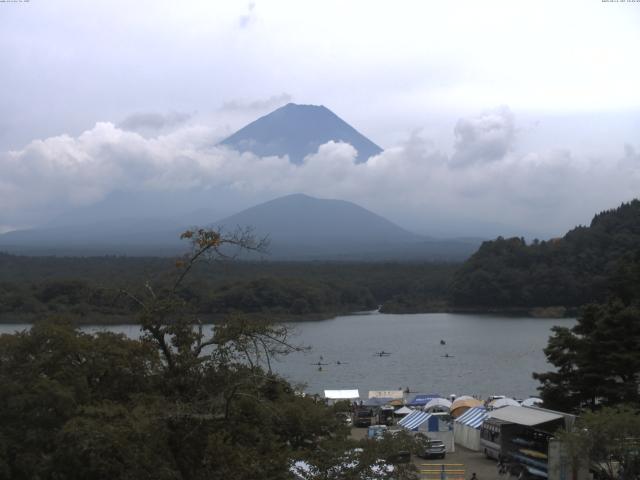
left=450, top=200, right=640, bottom=308
left=0, top=254, right=456, bottom=322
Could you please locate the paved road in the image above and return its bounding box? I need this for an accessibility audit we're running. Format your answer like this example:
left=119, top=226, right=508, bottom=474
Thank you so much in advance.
left=414, top=446, right=501, bottom=480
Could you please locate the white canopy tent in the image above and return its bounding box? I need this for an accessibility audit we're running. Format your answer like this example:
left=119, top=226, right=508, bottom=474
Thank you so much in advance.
left=423, top=398, right=452, bottom=412
left=452, top=395, right=475, bottom=402
left=489, top=397, right=521, bottom=409
left=324, top=390, right=360, bottom=402
left=395, top=406, right=413, bottom=416
left=521, top=397, right=543, bottom=407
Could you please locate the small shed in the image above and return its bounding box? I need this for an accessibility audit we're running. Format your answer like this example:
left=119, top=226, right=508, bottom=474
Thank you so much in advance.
left=454, top=407, right=488, bottom=451
left=368, top=390, right=404, bottom=400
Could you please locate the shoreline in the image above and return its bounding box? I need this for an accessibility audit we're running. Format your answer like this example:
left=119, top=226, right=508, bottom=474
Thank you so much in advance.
left=0, top=304, right=576, bottom=326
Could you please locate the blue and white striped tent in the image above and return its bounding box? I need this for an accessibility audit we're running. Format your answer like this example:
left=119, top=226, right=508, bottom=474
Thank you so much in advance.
left=455, top=407, right=488, bottom=429
left=398, top=410, right=436, bottom=431
left=453, top=407, right=487, bottom=451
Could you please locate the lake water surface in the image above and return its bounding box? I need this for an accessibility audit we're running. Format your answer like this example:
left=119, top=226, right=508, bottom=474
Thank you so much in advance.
left=0, top=312, right=575, bottom=400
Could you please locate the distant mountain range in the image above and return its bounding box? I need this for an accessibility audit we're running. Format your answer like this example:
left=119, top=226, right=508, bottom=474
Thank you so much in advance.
left=0, top=103, right=488, bottom=259
left=0, top=194, right=480, bottom=260
left=214, top=194, right=480, bottom=260
left=219, top=103, right=383, bottom=164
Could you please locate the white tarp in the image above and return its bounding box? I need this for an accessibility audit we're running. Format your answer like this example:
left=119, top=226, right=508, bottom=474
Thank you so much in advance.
left=395, top=406, right=413, bottom=415
left=454, top=422, right=481, bottom=451
left=488, top=406, right=562, bottom=426
left=324, top=389, right=360, bottom=400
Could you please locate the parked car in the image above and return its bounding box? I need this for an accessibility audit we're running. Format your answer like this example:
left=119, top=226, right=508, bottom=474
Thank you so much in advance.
left=387, top=450, right=411, bottom=464
left=419, top=440, right=446, bottom=459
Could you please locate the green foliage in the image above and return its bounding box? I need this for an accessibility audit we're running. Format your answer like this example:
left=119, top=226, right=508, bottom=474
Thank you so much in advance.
left=294, top=430, right=420, bottom=480
left=0, top=320, right=161, bottom=479
left=557, top=406, right=640, bottom=480
left=534, top=301, right=640, bottom=412
left=450, top=200, right=640, bottom=308
left=0, top=254, right=456, bottom=321
left=534, top=243, right=640, bottom=412
left=0, top=229, right=411, bottom=479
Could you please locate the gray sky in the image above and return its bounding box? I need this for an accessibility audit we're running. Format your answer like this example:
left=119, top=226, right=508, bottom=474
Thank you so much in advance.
left=1, top=0, right=639, bottom=237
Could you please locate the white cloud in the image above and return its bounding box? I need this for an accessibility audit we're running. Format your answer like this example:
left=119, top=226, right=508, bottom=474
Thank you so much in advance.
left=118, top=111, right=192, bottom=134
left=220, top=93, right=293, bottom=112
left=450, top=107, right=515, bottom=167
left=238, top=2, right=257, bottom=29
left=1, top=110, right=638, bottom=238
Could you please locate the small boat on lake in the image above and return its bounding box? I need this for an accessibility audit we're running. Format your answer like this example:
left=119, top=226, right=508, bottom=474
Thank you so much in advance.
left=374, top=351, right=392, bottom=357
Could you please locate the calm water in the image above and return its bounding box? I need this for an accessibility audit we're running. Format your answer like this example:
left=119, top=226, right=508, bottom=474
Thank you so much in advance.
left=0, top=312, right=574, bottom=399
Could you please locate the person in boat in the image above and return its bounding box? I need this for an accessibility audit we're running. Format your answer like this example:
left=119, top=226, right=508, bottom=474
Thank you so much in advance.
left=440, top=339, right=446, bottom=345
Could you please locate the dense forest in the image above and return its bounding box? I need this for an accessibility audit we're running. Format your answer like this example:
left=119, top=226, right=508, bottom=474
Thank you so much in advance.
left=449, top=200, right=640, bottom=309
left=0, top=253, right=456, bottom=323
left=4, top=200, right=640, bottom=322
left=0, top=229, right=423, bottom=480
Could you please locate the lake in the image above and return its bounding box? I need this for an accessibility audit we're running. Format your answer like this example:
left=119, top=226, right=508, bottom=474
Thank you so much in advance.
left=0, top=312, right=575, bottom=400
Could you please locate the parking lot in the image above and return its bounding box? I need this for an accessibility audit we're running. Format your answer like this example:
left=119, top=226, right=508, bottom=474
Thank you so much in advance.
left=350, top=427, right=500, bottom=480
left=413, top=446, right=499, bottom=480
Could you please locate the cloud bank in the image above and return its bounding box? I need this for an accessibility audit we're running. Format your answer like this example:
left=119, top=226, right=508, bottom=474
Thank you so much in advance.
left=1, top=108, right=638, bottom=238
left=118, top=111, right=192, bottom=134
left=220, top=93, right=293, bottom=112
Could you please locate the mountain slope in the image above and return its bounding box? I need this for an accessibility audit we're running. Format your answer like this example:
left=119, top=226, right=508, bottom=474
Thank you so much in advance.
left=0, top=218, right=186, bottom=256
left=215, top=193, right=421, bottom=256
left=219, top=103, right=383, bottom=164
left=450, top=199, right=640, bottom=308
left=0, top=193, right=479, bottom=260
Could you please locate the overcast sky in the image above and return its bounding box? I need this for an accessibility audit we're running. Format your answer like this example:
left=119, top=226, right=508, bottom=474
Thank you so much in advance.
left=1, top=0, right=639, bottom=237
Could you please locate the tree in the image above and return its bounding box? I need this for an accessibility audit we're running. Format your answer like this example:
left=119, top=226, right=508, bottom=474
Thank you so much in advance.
left=0, top=227, right=414, bottom=479
left=557, top=406, right=640, bottom=480
left=533, top=301, right=640, bottom=412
